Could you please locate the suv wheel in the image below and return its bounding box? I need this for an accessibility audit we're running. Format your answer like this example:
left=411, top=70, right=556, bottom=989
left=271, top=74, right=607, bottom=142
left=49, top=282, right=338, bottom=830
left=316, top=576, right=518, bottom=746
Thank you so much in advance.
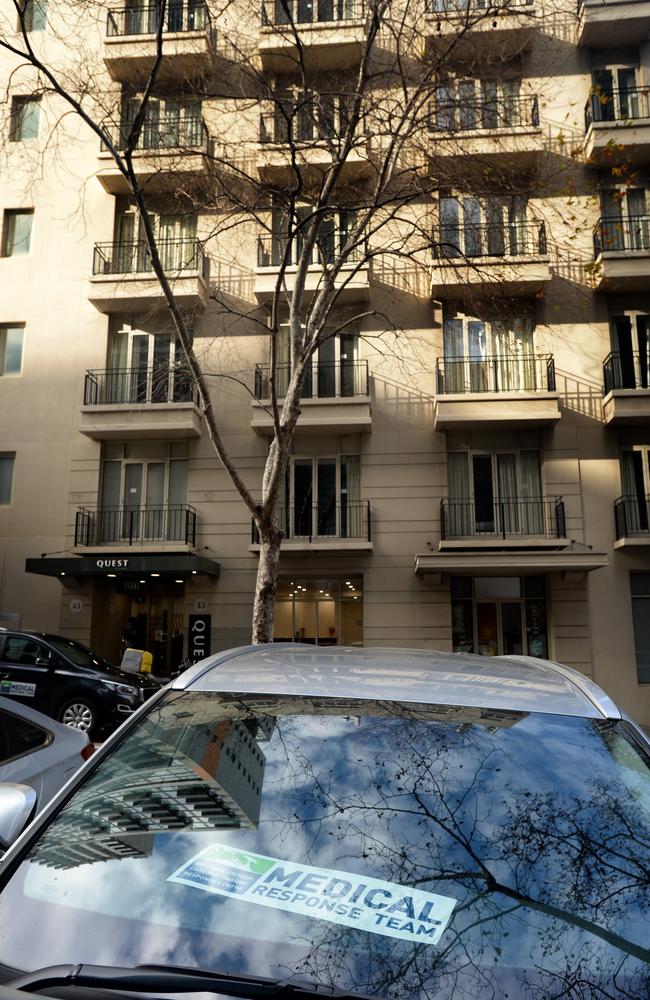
left=58, top=698, right=96, bottom=734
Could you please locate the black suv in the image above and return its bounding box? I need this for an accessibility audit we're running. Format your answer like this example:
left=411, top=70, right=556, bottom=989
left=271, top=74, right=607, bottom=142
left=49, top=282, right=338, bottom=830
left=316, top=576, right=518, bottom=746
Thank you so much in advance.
left=0, top=632, right=163, bottom=738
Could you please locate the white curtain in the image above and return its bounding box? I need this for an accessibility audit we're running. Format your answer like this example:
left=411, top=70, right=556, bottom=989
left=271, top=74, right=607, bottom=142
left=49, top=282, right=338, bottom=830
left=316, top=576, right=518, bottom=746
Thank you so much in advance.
left=448, top=453, right=470, bottom=536
left=497, top=454, right=518, bottom=534
left=443, top=318, right=464, bottom=392
left=519, top=450, right=543, bottom=534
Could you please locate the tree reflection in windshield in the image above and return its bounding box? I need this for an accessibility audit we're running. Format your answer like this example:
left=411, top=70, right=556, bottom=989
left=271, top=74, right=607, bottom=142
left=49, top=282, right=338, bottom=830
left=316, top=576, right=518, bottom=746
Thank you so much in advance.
left=2, top=694, right=650, bottom=999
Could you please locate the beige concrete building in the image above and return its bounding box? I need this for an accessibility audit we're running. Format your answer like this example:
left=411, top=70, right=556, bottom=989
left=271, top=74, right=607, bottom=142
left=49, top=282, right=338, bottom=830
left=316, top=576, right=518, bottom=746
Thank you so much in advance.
left=1, top=0, right=650, bottom=722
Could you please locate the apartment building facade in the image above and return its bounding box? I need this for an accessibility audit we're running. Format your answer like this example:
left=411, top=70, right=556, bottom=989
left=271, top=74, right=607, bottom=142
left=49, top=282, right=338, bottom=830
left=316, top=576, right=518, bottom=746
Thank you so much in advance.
left=1, top=0, right=650, bottom=723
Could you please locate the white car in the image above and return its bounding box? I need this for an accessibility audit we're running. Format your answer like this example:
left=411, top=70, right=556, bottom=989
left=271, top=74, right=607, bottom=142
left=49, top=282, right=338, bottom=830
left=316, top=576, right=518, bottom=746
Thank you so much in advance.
left=0, top=696, right=92, bottom=821
left=0, top=646, right=649, bottom=998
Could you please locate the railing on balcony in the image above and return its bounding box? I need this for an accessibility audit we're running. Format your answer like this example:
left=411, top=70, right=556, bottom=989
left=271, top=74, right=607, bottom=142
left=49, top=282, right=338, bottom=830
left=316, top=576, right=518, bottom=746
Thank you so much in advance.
left=436, top=354, right=555, bottom=394
left=440, top=496, right=566, bottom=540
left=425, top=0, right=534, bottom=12
left=102, top=114, right=209, bottom=152
left=92, top=238, right=208, bottom=277
left=75, top=505, right=197, bottom=546
left=585, top=87, right=650, bottom=130
left=432, top=95, right=539, bottom=133
left=261, top=0, right=365, bottom=27
left=257, top=230, right=365, bottom=268
left=593, top=216, right=650, bottom=255
left=252, top=501, right=371, bottom=543
left=107, top=2, right=210, bottom=36
left=615, top=495, right=650, bottom=539
left=603, top=351, right=650, bottom=393
left=254, top=360, right=369, bottom=399
left=433, top=221, right=547, bottom=260
left=83, top=368, right=198, bottom=406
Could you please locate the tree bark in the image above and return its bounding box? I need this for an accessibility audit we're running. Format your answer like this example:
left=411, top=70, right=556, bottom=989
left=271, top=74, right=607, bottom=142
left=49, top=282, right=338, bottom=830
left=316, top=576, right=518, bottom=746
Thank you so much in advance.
left=251, top=527, right=283, bottom=644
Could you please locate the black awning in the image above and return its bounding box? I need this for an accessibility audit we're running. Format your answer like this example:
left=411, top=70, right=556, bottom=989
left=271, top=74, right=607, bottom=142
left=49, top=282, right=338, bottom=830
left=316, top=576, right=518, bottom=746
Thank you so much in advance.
left=25, top=553, right=220, bottom=580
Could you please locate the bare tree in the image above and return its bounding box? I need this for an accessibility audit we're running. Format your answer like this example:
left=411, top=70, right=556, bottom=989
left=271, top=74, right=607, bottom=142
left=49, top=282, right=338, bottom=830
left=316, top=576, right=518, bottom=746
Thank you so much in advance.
left=0, top=0, right=572, bottom=642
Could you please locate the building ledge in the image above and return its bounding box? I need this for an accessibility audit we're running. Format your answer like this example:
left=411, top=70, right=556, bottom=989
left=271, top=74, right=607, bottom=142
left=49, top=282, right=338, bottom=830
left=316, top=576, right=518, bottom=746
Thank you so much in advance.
left=593, top=252, right=650, bottom=292
left=439, top=537, right=570, bottom=550
left=71, top=542, right=194, bottom=556
left=614, top=536, right=650, bottom=549
left=434, top=392, right=561, bottom=429
left=414, top=549, right=608, bottom=577
left=430, top=256, right=550, bottom=297
left=251, top=396, right=372, bottom=435
left=79, top=402, right=202, bottom=439
left=603, top=388, right=650, bottom=424
left=250, top=540, right=373, bottom=554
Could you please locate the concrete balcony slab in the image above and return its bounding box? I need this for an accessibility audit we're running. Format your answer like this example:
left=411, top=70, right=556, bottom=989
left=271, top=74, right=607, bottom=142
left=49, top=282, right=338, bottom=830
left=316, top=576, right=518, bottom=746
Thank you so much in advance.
left=434, top=391, right=561, bottom=429
left=79, top=403, right=202, bottom=440
left=603, top=389, right=650, bottom=424
left=577, top=0, right=650, bottom=47
left=430, top=256, right=551, bottom=297
left=251, top=396, right=372, bottom=435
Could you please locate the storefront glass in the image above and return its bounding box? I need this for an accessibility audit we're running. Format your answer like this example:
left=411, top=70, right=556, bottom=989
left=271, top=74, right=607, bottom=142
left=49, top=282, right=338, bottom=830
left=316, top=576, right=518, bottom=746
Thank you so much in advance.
left=274, top=577, right=363, bottom=645
left=451, top=576, right=548, bottom=658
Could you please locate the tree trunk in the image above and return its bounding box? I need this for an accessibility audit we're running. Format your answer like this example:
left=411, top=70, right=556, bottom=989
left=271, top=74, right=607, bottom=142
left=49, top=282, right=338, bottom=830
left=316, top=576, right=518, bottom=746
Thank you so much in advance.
left=251, top=528, right=283, bottom=644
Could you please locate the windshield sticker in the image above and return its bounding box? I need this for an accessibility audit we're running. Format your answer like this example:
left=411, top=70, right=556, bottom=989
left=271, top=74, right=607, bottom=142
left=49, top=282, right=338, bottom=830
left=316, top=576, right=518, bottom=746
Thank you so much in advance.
left=168, top=844, right=457, bottom=945
left=0, top=680, right=36, bottom=698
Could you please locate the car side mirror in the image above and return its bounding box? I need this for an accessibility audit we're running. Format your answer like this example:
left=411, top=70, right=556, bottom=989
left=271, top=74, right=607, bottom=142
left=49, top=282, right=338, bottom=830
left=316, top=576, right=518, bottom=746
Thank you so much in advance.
left=0, top=783, right=37, bottom=851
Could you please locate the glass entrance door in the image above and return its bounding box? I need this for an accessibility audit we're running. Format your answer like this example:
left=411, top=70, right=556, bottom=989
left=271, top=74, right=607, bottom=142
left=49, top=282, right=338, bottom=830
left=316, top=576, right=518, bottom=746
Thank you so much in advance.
left=477, top=598, right=524, bottom=656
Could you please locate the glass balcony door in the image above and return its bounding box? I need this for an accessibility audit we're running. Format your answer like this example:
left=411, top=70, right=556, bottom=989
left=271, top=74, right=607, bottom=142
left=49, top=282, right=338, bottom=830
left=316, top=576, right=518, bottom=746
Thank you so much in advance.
left=288, top=455, right=360, bottom=538
left=447, top=450, right=543, bottom=536
left=108, top=327, right=180, bottom=404
left=611, top=314, right=650, bottom=390
left=99, top=450, right=189, bottom=543
left=592, top=66, right=638, bottom=121
left=621, top=448, right=650, bottom=533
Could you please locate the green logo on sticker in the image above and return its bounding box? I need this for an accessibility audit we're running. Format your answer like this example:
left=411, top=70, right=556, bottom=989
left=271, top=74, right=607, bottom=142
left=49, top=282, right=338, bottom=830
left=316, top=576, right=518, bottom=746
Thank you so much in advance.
left=215, top=846, right=274, bottom=874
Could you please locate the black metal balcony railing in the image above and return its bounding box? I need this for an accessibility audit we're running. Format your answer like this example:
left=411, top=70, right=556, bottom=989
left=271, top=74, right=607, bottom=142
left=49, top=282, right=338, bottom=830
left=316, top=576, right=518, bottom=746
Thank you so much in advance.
left=257, top=231, right=365, bottom=268
left=615, top=495, right=650, bottom=539
left=254, top=360, right=369, bottom=399
left=585, top=87, right=650, bottom=131
left=425, top=0, right=533, bottom=12
left=593, top=216, right=650, bottom=256
left=434, top=220, right=547, bottom=260
left=75, top=505, right=197, bottom=546
left=603, top=351, right=650, bottom=393
left=252, top=501, right=371, bottom=543
left=103, top=114, right=209, bottom=152
left=107, top=2, right=209, bottom=37
left=92, top=238, right=208, bottom=277
left=436, top=354, right=556, bottom=394
left=432, top=95, right=539, bottom=133
left=261, top=0, right=365, bottom=27
left=84, top=368, right=198, bottom=406
left=440, top=496, right=566, bottom=540
left=259, top=103, right=351, bottom=144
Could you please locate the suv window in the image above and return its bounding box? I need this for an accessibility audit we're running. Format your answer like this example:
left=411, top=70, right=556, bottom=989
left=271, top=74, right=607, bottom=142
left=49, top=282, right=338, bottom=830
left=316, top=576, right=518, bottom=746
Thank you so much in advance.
left=2, top=636, right=49, bottom=665
left=0, top=708, right=50, bottom=763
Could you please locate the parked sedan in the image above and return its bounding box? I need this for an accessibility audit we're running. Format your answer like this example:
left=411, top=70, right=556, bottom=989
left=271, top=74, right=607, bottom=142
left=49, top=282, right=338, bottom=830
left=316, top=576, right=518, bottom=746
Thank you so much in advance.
left=0, top=645, right=649, bottom=999
left=0, top=696, right=92, bottom=818
left=0, top=632, right=163, bottom=738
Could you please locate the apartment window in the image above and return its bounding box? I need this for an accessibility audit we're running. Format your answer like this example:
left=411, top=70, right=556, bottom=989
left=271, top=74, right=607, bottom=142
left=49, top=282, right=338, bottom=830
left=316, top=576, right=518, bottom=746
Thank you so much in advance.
left=260, top=324, right=363, bottom=398
left=607, top=313, right=650, bottom=391
left=599, top=188, right=649, bottom=251
left=591, top=65, right=639, bottom=122
left=274, top=577, right=363, bottom=645
left=99, top=441, right=189, bottom=542
left=434, top=79, right=532, bottom=132
left=105, top=318, right=192, bottom=404
left=441, top=313, right=536, bottom=393
left=451, top=576, right=548, bottom=658
left=20, top=0, right=48, bottom=31
left=0, top=325, right=24, bottom=375
left=619, top=447, right=650, bottom=534
left=438, top=195, right=540, bottom=258
left=0, top=454, right=15, bottom=505
left=631, top=573, right=650, bottom=683
left=2, top=210, right=33, bottom=256
left=281, top=454, right=362, bottom=539
left=261, top=207, right=359, bottom=268
left=113, top=206, right=197, bottom=272
left=120, top=97, right=203, bottom=149
left=447, top=449, right=545, bottom=536
left=10, top=96, right=40, bottom=141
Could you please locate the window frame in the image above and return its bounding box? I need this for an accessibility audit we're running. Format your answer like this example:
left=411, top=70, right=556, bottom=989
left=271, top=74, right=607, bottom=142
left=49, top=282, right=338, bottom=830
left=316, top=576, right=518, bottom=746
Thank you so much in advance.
left=0, top=453, right=16, bottom=506
left=1, top=209, right=34, bottom=257
left=9, top=95, right=41, bottom=141
left=0, top=324, right=25, bottom=376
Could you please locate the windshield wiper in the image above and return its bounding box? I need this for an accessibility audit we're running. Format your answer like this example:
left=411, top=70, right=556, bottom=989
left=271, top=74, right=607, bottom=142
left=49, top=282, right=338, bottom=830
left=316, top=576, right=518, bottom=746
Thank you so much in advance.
left=7, top=964, right=383, bottom=999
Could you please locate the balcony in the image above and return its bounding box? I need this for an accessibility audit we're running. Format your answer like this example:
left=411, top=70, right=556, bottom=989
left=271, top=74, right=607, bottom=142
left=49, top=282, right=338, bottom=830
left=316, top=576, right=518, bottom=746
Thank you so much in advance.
left=584, top=88, right=650, bottom=165
left=74, top=504, right=197, bottom=550
left=577, top=0, right=650, bottom=48
left=97, top=115, right=211, bottom=194
left=430, top=96, right=543, bottom=170
left=424, top=0, right=538, bottom=59
left=602, top=351, right=650, bottom=424
left=104, top=2, right=215, bottom=82
left=255, top=231, right=369, bottom=302
left=259, top=0, right=367, bottom=72
left=614, top=495, right=650, bottom=546
left=592, top=216, right=650, bottom=291
left=431, top=221, right=551, bottom=297
left=257, top=108, right=370, bottom=183
left=434, top=354, right=560, bottom=429
left=251, top=360, right=371, bottom=434
left=79, top=368, right=202, bottom=440
left=251, top=501, right=373, bottom=552
left=88, top=238, right=210, bottom=313
left=439, top=496, right=568, bottom=550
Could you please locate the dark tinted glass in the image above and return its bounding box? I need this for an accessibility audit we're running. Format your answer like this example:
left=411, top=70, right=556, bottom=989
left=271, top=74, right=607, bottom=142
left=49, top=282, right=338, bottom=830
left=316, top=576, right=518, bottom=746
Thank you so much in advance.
left=1, top=691, right=650, bottom=999
left=0, top=708, right=49, bottom=763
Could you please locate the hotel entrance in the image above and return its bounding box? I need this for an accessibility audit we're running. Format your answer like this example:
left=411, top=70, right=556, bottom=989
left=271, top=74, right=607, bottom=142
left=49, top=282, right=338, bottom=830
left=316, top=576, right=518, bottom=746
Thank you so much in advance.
left=91, top=577, right=186, bottom=675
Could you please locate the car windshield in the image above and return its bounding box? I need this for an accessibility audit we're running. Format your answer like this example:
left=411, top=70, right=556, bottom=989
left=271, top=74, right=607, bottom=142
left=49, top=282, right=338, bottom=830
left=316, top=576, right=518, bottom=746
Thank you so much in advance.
left=1, top=691, right=650, bottom=998
left=44, top=635, right=114, bottom=671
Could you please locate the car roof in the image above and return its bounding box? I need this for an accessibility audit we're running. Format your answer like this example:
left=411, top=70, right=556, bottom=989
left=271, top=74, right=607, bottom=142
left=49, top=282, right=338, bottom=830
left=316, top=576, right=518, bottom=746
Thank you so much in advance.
left=173, top=645, right=620, bottom=720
